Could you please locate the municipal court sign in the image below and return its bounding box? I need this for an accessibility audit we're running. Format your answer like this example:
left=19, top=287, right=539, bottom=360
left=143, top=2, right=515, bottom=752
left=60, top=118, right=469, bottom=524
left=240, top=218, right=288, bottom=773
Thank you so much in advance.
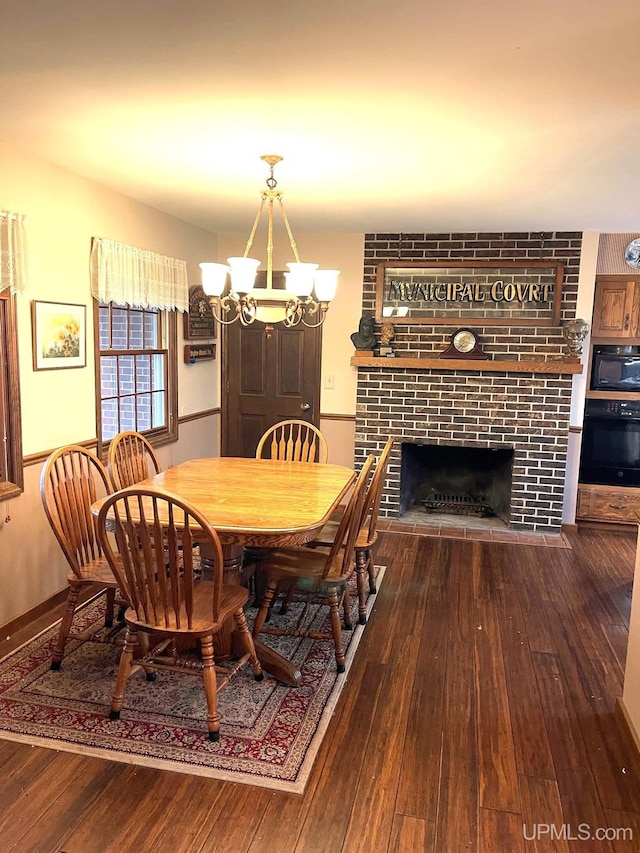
left=376, top=261, right=564, bottom=327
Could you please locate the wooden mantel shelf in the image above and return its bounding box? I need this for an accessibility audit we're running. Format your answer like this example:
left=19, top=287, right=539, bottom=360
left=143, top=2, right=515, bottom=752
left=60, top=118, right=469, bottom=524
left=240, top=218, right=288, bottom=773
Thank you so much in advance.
left=350, top=356, right=583, bottom=375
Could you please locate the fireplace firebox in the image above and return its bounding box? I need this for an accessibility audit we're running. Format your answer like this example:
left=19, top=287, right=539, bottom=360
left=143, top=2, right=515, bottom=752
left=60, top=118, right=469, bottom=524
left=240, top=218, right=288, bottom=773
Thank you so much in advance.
left=399, top=443, right=514, bottom=524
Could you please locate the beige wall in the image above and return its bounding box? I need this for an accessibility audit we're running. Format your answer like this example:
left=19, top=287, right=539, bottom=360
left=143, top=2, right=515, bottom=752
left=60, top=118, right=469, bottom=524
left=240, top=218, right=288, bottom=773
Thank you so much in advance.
left=0, top=146, right=220, bottom=627
left=319, top=416, right=356, bottom=469
left=562, top=231, right=599, bottom=524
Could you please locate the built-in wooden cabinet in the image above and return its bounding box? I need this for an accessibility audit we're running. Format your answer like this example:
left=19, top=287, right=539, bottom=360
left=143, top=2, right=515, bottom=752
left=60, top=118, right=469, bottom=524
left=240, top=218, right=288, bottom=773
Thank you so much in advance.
left=577, top=484, right=640, bottom=524
left=591, top=276, right=640, bottom=338
left=577, top=274, right=640, bottom=525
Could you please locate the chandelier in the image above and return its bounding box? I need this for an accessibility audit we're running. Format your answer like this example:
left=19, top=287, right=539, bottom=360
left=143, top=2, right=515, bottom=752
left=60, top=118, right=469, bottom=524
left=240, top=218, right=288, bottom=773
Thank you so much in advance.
left=200, top=155, right=339, bottom=328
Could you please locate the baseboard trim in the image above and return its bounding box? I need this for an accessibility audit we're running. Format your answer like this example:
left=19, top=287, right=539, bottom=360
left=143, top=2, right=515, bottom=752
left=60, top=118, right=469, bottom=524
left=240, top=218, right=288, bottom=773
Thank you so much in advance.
left=0, top=583, right=102, bottom=639
left=616, top=698, right=640, bottom=757
left=577, top=520, right=638, bottom=534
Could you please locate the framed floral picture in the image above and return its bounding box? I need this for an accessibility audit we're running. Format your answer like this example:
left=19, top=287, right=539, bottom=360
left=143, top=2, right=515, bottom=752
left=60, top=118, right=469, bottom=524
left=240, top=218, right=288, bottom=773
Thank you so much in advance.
left=32, top=300, right=86, bottom=370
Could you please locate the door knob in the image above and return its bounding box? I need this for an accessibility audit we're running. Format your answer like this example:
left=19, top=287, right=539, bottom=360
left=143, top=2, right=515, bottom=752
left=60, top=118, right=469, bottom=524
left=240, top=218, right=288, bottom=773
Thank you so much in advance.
left=300, top=403, right=311, bottom=410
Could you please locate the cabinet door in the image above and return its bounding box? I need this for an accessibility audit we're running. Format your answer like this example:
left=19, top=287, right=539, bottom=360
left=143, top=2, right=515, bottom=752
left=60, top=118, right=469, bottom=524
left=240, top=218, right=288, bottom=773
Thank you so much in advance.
left=592, top=278, right=639, bottom=337
left=577, top=484, right=640, bottom=523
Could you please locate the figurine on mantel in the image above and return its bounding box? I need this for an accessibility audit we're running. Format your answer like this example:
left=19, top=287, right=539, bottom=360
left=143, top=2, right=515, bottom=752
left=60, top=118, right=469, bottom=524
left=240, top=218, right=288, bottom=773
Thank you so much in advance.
left=350, top=314, right=376, bottom=353
left=376, top=321, right=396, bottom=357
left=561, top=318, right=590, bottom=360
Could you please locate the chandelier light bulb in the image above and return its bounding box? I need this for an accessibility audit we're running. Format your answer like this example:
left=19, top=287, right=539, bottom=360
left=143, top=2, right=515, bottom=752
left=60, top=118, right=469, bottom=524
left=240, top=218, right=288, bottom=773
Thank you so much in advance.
left=314, top=269, right=340, bottom=302
left=285, top=262, right=318, bottom=297
left=227, top=257, right=260, bottom=294
left=199, top=262, right=229, bottom=297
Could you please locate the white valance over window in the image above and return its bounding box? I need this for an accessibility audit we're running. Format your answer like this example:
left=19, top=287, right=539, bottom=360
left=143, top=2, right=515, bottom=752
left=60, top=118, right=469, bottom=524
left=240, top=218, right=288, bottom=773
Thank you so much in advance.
left=91, top=237, right=188, bottom=311
left=0, top=209, right=28, bottom=295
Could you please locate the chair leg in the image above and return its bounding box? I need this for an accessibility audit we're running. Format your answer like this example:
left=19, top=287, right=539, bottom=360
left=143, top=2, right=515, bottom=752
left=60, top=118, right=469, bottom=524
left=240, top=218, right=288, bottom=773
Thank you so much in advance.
left=366, top=549, right=376, bottom=594
left=104, top=587, right=116, bottom=628
left=109, top=625, right=137, bottom=720
left=355, top=548, right=368, bottom=626
left=342, top=584, right=353, bottom=629
left=200, top=635, right=220, bottom=742
left=232, top=608, right=263, bottom=680
left=327, top=590, right=346, bottom=673
left=278, top=579, right=298, bottom=615
left=50, top=583, right=81, bottom=670
left=342, top=586, right=353, bottom=630
left=252, top=576, right=279, bottom=638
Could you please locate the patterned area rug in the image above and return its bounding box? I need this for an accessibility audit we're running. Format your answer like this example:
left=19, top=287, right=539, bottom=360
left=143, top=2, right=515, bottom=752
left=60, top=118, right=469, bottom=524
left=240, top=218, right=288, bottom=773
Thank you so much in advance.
left=0, top=568, right=384, bottom=794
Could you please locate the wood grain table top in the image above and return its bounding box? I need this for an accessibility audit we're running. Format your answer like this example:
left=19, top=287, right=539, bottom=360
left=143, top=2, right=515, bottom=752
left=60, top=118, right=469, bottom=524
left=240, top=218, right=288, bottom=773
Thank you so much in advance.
left=98, top=456, right=356, bottom=548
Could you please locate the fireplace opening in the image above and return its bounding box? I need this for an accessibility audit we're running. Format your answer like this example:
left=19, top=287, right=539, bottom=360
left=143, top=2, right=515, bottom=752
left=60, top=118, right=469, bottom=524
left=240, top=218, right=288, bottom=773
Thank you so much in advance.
left=399, top=443, right=514, bottom=525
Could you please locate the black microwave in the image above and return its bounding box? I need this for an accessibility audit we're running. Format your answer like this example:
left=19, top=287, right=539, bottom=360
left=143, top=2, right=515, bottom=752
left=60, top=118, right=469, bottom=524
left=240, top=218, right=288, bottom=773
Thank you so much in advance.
left=590, top=345, right=640, bottom=392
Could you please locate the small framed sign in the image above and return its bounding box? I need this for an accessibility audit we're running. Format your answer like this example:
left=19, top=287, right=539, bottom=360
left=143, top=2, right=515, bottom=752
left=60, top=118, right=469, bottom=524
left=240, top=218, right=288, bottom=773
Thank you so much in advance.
left=184, top=343, right=216, bottom=363
left=184, top=286, right=216, bottom=340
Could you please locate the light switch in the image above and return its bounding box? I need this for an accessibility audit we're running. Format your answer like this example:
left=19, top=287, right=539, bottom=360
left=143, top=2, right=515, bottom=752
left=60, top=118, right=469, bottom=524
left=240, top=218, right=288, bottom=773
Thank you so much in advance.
left=325, top=373, right=335, bottom=389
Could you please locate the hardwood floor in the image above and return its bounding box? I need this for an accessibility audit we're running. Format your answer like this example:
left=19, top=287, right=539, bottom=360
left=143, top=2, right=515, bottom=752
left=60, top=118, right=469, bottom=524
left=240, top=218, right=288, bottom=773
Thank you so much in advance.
left=2, top=527, right=640, bottom=852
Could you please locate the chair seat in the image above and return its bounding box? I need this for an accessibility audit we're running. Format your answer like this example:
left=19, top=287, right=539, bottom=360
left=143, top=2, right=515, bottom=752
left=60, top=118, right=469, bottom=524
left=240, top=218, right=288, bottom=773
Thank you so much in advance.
left=66, top=557, right=120, bottom=586
left=259, top=546, right=350, bottom=585
left=311, top=519, right=378, bottom=550
left=124, top=581, right=249, bottom=637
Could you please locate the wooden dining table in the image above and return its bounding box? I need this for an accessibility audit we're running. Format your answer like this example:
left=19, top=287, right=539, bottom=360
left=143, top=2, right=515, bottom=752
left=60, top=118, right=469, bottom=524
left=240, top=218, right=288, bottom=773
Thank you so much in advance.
left=94, top=456, right=356, bottom=687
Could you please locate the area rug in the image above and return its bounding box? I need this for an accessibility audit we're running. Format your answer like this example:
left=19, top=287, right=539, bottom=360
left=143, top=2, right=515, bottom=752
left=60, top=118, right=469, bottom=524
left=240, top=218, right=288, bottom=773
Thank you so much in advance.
left=0, top=567, right=385, bottom=794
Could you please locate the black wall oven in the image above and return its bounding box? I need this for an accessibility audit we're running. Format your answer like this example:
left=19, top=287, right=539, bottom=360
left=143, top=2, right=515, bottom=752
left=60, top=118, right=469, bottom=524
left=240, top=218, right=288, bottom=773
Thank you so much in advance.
left=580, top=400, right=640, bottom=486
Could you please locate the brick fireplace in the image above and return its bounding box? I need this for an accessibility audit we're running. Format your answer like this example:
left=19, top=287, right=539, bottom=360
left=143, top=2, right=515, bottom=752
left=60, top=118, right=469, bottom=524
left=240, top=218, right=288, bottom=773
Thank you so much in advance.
left=353, top=231, right=582, bottom=534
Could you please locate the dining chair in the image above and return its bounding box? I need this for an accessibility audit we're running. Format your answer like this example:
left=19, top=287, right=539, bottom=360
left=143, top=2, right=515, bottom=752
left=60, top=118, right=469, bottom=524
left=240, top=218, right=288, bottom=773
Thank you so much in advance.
left=40, top=445, right=120, bottom=670
left=251, top=419, right=329, bottom=607
left=96, top=485, right=263, bottom=742
left=256, top=419, right=328, bottom=464
left=251, top=455, right=375, bottom=673
left=310, top=437, right=394, bottom=625
left=108, top=430, right=161, bottom=491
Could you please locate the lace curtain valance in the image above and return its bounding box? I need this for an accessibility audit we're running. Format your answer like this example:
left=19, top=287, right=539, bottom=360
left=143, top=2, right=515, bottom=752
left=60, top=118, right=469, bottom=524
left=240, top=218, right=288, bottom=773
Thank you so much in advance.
left=0, top=210, right=28, bottom=295
left=90, top=237, right=189, bottom=311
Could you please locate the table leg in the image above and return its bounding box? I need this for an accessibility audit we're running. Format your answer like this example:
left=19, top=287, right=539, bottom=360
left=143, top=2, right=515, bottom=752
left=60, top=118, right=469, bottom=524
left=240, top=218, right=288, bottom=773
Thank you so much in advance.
left=201, top=541, right=302, bottom=687
left=199, top=542, right=243, bottom=659
left=231, top=634, right=302, bottom=687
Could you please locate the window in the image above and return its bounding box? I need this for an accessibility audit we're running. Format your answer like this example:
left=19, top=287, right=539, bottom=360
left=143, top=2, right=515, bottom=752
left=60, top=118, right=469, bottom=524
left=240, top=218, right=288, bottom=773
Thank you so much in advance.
left=95, top=301, right=177, bottom=452
left=0, top=290, right=23, bottom=498
left=90, top=236, right=186, bottom=454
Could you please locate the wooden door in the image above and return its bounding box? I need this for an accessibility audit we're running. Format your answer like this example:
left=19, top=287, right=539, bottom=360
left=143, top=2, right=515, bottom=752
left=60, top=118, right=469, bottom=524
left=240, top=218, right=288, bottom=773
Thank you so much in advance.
left=592, top=277, right=640, bottom=337
left=222, top=321, right=322, bottom=458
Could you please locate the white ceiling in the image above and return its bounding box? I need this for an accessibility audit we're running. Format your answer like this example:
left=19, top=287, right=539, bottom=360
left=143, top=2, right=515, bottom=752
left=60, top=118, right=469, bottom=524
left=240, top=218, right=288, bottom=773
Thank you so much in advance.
left=1, top=0, right=638, bottom=235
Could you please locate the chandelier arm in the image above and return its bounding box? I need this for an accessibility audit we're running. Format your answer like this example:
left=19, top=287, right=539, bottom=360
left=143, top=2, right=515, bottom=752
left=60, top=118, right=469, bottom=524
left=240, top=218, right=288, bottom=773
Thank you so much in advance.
left=243, top=195, right=267, bottom=258
left=300, top=313, right=327, bottom=328
left=283, top=299, right=304, bottom=327
left=300, top=300, right=329, bottom=328
left=277, top=197, right=301, bottom=263
left=240, top=295, right=257, bottom=325
left=207, top=296, right=241, bottom=325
